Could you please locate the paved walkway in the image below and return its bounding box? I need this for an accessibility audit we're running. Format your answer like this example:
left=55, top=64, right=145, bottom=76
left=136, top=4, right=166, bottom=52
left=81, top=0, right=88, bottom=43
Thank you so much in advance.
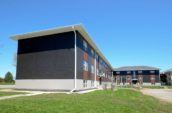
left=0, top=89, right=67, bottom=100
left=141, top=89, right=172, bottom=103
left=0, top=92, right=44, bottom=100
left=0, top=88, right=100, bottom=100
left=0, top=85, right=15, bottom=89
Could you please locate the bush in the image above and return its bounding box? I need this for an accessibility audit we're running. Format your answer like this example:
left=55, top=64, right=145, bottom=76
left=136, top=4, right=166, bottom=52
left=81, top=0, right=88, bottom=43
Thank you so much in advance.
left=0, top=77, right=4, bottom=82
left=4, top=72, right=13, bottom=83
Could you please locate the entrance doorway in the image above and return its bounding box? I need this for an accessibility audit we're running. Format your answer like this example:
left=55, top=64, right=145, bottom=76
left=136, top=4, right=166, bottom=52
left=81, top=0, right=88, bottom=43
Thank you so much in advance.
left=132, top=79, right=138, bottom=84
left=99, top=77, right=102, bottom=85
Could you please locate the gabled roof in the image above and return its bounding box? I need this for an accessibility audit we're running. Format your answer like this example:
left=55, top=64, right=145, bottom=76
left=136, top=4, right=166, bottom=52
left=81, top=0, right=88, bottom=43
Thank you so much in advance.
left=114, top=66, right=160, bottom=71
left=11, top=24, right=113, bottom=69
left=164, top=69, right=172, bottom=73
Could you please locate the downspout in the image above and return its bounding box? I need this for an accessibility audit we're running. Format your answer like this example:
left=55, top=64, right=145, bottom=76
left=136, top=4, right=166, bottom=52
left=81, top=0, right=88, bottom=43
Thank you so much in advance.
left=70, top=26, right=77, bottom=93
left=94, top=54, right=97, bottom=87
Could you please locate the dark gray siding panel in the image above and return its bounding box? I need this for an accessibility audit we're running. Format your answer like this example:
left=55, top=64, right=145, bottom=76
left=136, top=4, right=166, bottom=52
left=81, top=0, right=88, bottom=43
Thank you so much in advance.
left=77, top=47, right=84, bottom=79
left=143, top=75, right=151, bottom=82
left=155, top=75, right=160, bottom=82
left=16, top=49, right=74, bottom=79
left=18, top=32, right=75, bottom=54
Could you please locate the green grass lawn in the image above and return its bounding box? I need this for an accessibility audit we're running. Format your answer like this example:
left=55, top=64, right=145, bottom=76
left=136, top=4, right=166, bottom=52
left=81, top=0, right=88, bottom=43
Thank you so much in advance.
left=0, top=92, right=25, bottom=97
left=142, top=85, right=172, bottom=89
left=0, top=89, right=171, bottom=113
left=166, top=86, right=172, bottom=89
left=142, top=86, right=165, bottom=89
left=0, top=82, right=15, bottom=85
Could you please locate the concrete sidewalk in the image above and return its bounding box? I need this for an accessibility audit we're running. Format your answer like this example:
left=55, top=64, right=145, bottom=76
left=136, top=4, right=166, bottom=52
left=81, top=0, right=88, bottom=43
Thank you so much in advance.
left=0, top=89, right=67, bottom=100
left=141, top=89, right=172, bottom=103
left=0, top=85, right=15, bottom=89
left=0, top=88, right=101, bottom=100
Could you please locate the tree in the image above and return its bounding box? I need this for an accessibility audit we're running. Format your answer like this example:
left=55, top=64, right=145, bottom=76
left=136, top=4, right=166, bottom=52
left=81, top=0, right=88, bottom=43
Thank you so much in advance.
left=160, top=74, right=167, bottom=85
left=0, top=77, right=4, bottom=82
left=4, top=72, right=13, bottom=83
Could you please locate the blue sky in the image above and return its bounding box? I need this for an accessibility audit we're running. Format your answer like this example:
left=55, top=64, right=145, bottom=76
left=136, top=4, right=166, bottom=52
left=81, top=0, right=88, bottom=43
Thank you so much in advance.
left=0, top=0, right=172, bottom=77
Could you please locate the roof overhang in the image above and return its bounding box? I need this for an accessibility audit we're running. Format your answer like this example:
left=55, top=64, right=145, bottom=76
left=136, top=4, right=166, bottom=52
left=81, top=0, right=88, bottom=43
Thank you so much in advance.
left=113, top=66, right=160, bottom=71
left=11, top=24, right=113, bottom=69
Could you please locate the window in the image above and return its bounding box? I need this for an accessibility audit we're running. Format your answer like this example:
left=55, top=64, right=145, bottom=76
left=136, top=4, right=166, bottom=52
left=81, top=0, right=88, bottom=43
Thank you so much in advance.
left=95, top=54, right=98, bottom=60
left=91, top=49, right=94, bottom=56
left=91, top=80, right=94, bottom=87
left=83, top=80, right=87, bottom=88
left=100, top=59, right=102, bottom=64
left=133, top=71, right=136, bottom=78
left=127, top=71, right=131, bottom=74
left=150, top=71, right=155, bottom=74
left=138, top=71, right=142, bottom=74
left=116, top=71, right=120, bottom=74
left=83, top=61, right=88, bottom=71
left=138, top=76, right=142, bottom=81
left=91, top=65, right=95, bottom=74
left=83, top=40, right=87, bottom=51
left=103, top=72, right=105, bottom=77
left=97, top=69, right=99, bottom=76
left=150, top=76, right=155, bottom=80
left=99, top=70, right=104, bottom=77
left=83, top=53, right=88, bottom=61
left=127, top=77, right=131, bottom=81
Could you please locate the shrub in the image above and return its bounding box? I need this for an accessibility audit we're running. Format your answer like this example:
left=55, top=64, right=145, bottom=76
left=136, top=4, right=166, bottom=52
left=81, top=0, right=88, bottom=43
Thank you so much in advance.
left=0, top=77, right=4, bottom=82
left=4, top=72, right=13, bottom=83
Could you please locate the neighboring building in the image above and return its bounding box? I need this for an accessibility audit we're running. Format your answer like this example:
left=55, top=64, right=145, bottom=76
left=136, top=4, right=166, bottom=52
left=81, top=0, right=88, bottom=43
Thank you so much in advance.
left=113, top=66, right=160, bottom=86
left=11, top=24, right=113, bottom=91
left=164, top=69, right=172, bottom=85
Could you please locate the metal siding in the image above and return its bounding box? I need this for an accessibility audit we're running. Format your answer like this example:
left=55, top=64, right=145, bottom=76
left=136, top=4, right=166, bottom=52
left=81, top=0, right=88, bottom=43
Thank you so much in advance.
left=18, top=32, right=75, bottom=54
left=16, top=32, right=75, bottom=79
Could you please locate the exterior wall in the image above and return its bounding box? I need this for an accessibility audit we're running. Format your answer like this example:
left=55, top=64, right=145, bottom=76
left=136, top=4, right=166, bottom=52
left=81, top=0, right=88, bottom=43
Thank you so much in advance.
left=17, top=50, right=74, bottom=79
left=15, top=31, right=113, bottom=90
left=113, top=70, right=160, bottom=85
left=15, top=79, right=74, bottom=90
left=16, top=79, right=112, bottom=91
left=16, top=32, right=75, bottom=90
left=76, top=32, right=112, bottom=89
left=17, top=32, right=75, bottom=80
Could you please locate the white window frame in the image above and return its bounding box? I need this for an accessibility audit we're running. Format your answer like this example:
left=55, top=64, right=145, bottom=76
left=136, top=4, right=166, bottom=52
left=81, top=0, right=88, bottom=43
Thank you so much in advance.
left=95, top=54, right=98, bottom=60
left=83, top=61, right=88, bottom=71
left=91, top=65, right=95, bottom=74
left=150, top=71, right=155, bottom=74
left=138, top=71, right=142, bottom=74
left=83, top=80, right=87, bottom=88
left=116, top=71, right=120, bottom=74
left=91, top=49, right=94, bottom=56
left=127, top=71, right=131, bottom=74
left=91, top=80, right=94, bottom=87
left=83, top=40, right=87, bottom=51
left=96, top=69, right=99, bottom=76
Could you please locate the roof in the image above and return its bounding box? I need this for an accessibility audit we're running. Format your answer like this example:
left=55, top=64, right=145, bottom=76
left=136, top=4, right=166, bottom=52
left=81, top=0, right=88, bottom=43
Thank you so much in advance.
left=164, top=69, right=172, bottom=73
left=114, top=66, right=160, bottom=71
left=11, top=24, right=113, bottom=69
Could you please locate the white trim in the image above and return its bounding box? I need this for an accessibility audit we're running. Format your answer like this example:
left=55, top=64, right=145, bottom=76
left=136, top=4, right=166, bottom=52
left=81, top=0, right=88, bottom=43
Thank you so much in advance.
left=73, top=26, right=77, bottom=90
left=94, top=54, right=97, bottom=87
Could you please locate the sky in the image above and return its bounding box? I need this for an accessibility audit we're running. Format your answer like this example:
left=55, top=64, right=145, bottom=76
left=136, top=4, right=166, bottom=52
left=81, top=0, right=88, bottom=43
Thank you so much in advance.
left=0, top=0, right=172, bottom=77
